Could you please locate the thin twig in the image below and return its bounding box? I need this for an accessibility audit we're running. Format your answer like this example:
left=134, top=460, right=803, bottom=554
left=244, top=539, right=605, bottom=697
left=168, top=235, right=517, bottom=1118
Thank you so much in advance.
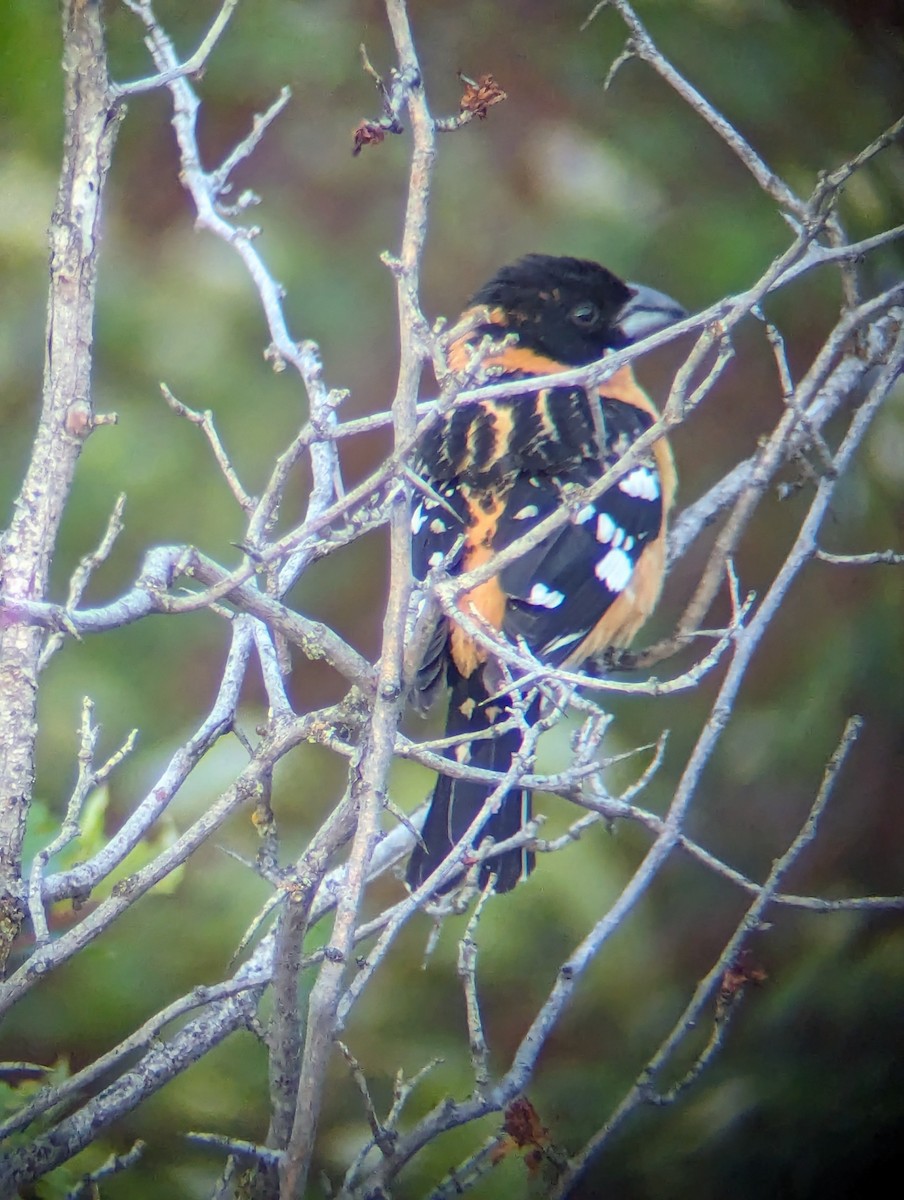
left=186, top=1133, right=283, bottom=1168
left=114, top=0, right=239, bottom=96
left=27, top=700, right=138, bottom=947
left=590, top=0, right=805, bottom=216
left=65, top=1140, right=146, bottom=1198
left=39, top=493, right=127, bottom=669
left=551, top=716, right=865, bottom=1195
left=817, top=548, right=904, bottom=566
left=457, top=881, right=494, bottom=1096
left=160, top=383, right=255, bottom=512
left=0, top=973, right=269, bottom=1142
left=337, top=1041, right=398, bottom=1158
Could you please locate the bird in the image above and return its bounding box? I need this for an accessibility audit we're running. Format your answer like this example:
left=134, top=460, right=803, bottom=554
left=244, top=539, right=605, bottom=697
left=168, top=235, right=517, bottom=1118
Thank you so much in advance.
left=406, top=254, right=684, bottom=894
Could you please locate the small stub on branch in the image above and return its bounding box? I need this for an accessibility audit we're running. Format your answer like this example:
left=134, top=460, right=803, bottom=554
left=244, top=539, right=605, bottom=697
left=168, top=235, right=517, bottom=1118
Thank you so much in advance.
left=64, top=400, right=95, bottom=439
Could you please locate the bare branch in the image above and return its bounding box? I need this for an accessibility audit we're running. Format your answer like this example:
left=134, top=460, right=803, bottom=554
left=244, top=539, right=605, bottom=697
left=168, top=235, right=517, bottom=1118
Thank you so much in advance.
left=817, top=548, right=904, bottom=566
left=114, top=0, right=239, bottom=97
left=185, top=1133, right=283, bottom=1168
left=276, top=6, right=438, bottom=1191
left=39, top=492, right=126, bottom=669
left=0, top=0, right=118, bottom=971
left=552, top=716, right=864, bottom=1194
left=65, top=1139, right=146, bottom=1198
left=160, top=383, right=255, bottom=513
left=210, top=87, right=293, bottom=197
left=0, top=973, right=269, bottom=1143
left=588, top=0, right=805, bottom=216
left=1, top=544, right=374, bottom=688
left=457, top=882, right=494, bottom=1095
left=27, top=699, right=137, bottom=946
left=337, top=1041, right=398, bottom=1159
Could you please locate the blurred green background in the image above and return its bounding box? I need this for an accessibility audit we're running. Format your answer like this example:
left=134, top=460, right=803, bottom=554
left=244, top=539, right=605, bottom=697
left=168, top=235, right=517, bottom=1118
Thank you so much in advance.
left=1, top=1, right=902, bottom=1196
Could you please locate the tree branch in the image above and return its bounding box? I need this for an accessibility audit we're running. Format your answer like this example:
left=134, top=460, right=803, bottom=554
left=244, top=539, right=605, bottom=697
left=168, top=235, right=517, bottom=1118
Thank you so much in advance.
left=0, top=0, right=119, bottom=973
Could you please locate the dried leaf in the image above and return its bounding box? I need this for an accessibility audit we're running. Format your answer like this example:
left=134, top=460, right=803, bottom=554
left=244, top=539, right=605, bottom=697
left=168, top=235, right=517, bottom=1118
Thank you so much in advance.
left=459, top=73, right=507, bottom=120
left=719, top=949, right=768, bottom=1006
left=493, top=1098, right=567, bottom=1187
left=503, top=1096, right=550, bottom=1150
left=352, top=121, right=386, bottom=156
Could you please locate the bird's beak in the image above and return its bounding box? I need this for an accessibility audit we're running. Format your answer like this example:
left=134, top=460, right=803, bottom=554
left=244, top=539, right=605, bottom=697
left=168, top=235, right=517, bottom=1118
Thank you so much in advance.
left=617, top=283, right=686, bottom=342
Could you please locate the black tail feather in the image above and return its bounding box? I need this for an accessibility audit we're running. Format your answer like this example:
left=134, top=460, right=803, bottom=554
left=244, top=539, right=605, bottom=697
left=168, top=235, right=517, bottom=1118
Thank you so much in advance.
left=406, top=667, right=538, bottom=894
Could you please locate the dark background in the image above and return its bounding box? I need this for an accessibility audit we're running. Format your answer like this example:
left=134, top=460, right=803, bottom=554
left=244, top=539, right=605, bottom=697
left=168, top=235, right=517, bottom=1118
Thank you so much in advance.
left=1, top=1, right=902, bottom=1196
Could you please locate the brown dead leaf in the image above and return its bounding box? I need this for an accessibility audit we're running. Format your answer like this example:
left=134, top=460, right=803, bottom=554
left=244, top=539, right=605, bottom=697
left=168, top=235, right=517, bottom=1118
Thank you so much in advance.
left=352, top=120, right=386, bottom=156
left=459, top=73, right=507, bottom=120
left=487, top=1098, right=568, bottom=1188
left=719, top=949, right=768, bottom=1008
left=503, top=1096, right=551, bottom=1150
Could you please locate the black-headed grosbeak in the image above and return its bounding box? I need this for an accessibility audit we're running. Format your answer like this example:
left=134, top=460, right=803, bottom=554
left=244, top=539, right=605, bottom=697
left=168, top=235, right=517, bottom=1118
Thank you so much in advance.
left=407, top=255, right=684, bottom=894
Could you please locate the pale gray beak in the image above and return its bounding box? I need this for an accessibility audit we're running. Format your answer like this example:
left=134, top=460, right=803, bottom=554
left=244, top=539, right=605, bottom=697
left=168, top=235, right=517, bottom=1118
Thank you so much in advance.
left=617, top=282, right=686, bottom=342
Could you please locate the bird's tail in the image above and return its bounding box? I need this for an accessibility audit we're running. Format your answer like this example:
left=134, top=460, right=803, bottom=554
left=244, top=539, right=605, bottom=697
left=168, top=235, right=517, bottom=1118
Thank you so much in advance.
left=406, top=666, right=537, bottom=894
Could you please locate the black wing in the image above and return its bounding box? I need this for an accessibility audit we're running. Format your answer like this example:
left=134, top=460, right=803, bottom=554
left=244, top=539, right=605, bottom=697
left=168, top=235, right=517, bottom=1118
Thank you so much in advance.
left=410, top=383, right=664, bottom=667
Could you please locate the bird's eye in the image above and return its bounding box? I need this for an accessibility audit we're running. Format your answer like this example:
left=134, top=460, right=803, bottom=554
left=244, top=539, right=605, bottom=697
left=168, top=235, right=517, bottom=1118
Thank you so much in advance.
left=569, top=302, right=600, bottom=327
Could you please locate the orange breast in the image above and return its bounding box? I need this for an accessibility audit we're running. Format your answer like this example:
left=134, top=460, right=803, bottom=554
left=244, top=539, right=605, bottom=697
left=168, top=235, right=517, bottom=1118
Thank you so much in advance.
left=448, top=488, right=508, bottom=679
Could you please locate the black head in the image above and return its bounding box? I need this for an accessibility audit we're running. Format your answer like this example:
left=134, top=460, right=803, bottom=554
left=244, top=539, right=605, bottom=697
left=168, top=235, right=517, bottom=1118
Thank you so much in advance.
left=468, top=254, right=685, bottom=366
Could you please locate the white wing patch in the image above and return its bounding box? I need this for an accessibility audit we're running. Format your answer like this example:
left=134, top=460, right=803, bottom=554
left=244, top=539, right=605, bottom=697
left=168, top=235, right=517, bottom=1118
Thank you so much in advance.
left=596, top=513, right=634, bottom=552
left=618, top=466, right=660, bottom=502
left=596, top=512, right=617, bottom=544
left=527, top=583, right=565, bottom=609
left=595, top=548, right=634, bottom=593
left=411, top=503, right=427, bottom=534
